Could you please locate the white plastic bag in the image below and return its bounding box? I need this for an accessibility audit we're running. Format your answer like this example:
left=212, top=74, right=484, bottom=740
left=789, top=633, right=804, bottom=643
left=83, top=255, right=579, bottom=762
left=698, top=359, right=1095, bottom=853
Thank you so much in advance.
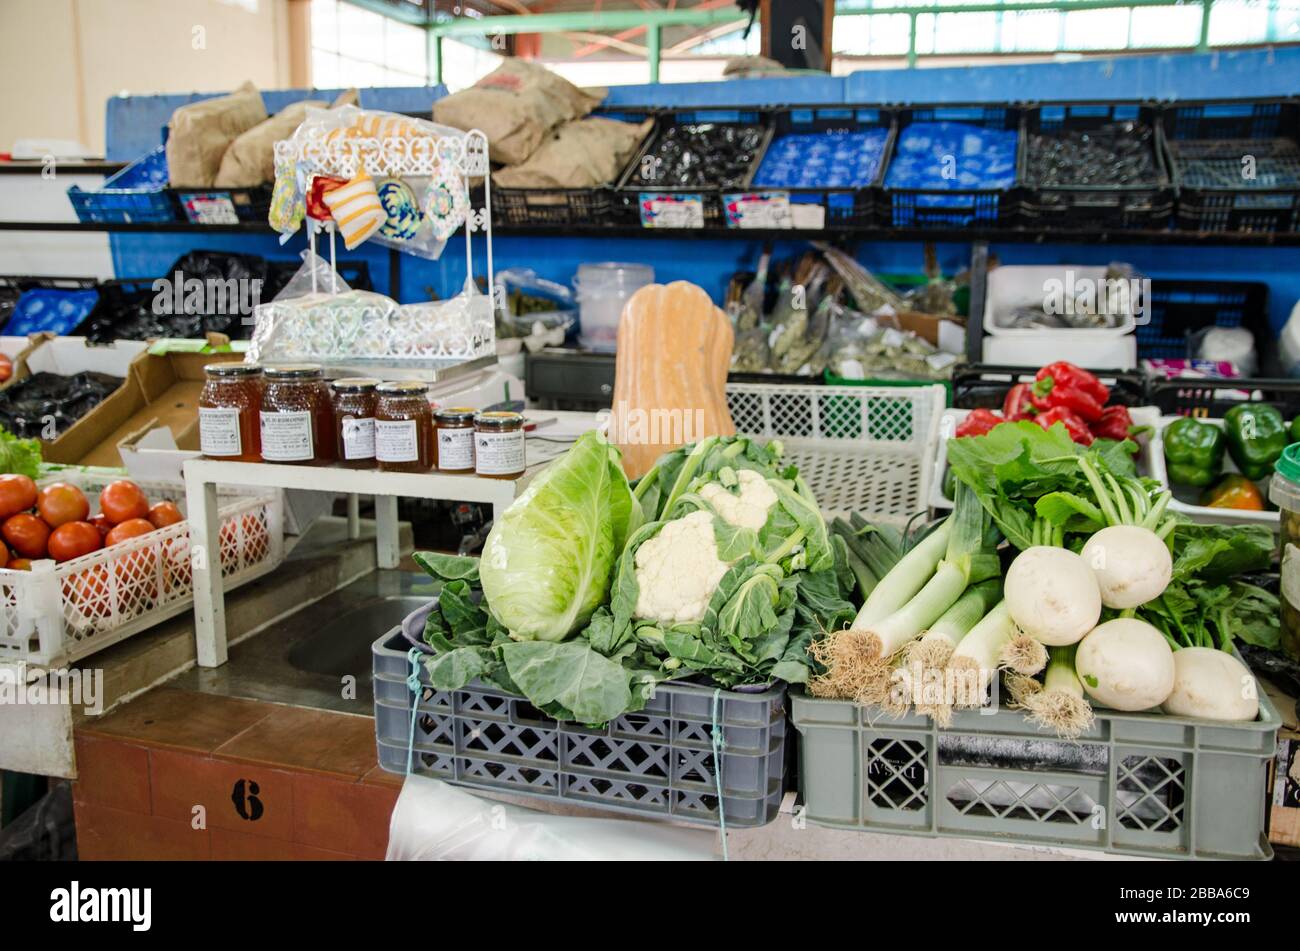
left=386, top=775, right=717, bottom=861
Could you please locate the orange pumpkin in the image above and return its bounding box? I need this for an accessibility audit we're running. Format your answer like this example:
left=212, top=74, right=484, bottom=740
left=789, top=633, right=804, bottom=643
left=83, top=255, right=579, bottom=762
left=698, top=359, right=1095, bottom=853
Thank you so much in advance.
left=608, top=281, right=736, bottom=479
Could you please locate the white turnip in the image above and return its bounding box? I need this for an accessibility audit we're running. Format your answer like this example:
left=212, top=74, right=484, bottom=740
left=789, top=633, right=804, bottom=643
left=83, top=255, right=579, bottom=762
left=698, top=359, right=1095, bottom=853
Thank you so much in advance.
left=1075, top=618, right=1175, bottom=711
left=1004, top=546, right=1102, bottom=646
left=1080, top=525, right=1172, bottom=610
left=1161, top=647, right=1259, bottom=722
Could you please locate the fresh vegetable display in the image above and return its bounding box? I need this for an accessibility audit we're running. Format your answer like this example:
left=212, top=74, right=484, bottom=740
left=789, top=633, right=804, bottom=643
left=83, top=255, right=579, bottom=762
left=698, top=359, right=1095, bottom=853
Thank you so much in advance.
left=1162, top=417, right=1224, bottom=488
left=0, top=478, right=188, bottom=567
left=951, top=361, right=1136, bottom=446
left=413, top=432, right=855, bottom=724
left=812, top=417, right=1275, bottom=736
left=1161, top=406, right=1288, bottom=512
left=1223, top=403, right=1287, bottom=481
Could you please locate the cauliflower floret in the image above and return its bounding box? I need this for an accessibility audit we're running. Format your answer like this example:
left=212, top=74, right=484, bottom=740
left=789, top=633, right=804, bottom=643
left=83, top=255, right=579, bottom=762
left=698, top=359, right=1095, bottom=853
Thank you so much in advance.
left=698, top=469, right=777, bottom=531
left=634, top=510, right=732, bottom=624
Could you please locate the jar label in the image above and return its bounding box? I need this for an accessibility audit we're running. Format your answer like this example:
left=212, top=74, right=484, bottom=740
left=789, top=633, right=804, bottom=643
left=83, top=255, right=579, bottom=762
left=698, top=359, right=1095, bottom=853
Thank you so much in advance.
left=437, top=427, right=474, bottom=470
left=261, top=410, right=314, bottom=461
left=199, top=407, right=242, bottom=457
left=376, top=419, right=418, bottom=462
left=341, top=416, right=376, bottom=460
left=476, top=430, right=525, bottom=475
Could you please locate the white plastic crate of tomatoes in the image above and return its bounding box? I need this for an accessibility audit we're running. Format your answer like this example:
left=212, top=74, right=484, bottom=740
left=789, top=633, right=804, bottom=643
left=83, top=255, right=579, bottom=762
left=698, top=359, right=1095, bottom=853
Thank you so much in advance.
left=0, top=471, right=283, bottom=667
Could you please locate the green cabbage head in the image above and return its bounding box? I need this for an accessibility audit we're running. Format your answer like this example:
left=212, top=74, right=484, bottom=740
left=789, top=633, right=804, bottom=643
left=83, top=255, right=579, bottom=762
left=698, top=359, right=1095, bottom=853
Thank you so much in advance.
left=480, top=430, right=640, bottom=642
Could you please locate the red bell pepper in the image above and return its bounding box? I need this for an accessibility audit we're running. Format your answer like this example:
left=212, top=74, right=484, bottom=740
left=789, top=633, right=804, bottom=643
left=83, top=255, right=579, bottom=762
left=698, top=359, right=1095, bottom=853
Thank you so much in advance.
left=1090, top=404, right=1133, bottom=442
left=1030, top=363, right=1107, bottom=422
left=955, top=408, right=1004, bottom=438
left=1002, top=382, right=1036, bottom=420
left=1035, top=406, right=1094, bottom=445
left=1036, top=362, right=1110, bottom=405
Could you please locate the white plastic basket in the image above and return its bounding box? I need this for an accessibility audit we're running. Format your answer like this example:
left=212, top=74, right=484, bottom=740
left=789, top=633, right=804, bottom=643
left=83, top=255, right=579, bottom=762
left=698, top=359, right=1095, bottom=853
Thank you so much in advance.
left=929, top=405, right=1163, bottom=513
left=1150, top=415, right=1278, bottom=528
left=0, top=472, right=284, bottom=667
left=725, top=382, right=946, bottom=526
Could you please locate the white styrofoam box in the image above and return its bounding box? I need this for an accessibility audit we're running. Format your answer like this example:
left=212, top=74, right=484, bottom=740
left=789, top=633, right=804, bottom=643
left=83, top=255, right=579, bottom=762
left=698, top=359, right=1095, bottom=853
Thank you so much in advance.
left=0, top=470, right=284, bottom=667
left=1150, top=415, right=1278, bottom=528
left=726, top=382, right=946, bottom=527
left=982, top=332, right=1137, bottom=370
left=984, top=265, right=1138, bottom=337
left=0, top=336, right=32, bottom=360
left=930, top=405, right=1163, bottom=513
left=22, top=336, right=147, bottom=377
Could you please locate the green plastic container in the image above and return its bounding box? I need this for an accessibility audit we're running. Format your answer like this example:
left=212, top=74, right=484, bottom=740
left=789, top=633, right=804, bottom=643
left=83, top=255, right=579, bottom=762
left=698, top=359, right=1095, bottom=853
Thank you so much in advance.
left=790, top=683, right=1280, bottom=860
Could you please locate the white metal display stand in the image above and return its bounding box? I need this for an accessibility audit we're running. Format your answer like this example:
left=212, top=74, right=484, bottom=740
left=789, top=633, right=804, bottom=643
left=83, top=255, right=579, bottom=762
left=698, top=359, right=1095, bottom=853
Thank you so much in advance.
left=182, top=459, right=529, bottom=668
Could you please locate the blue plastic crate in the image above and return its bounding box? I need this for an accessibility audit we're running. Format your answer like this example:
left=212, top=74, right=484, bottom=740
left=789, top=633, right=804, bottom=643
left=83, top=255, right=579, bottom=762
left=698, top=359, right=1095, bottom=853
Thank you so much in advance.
left=67, top=146, right=176, bottom=223
left=2, top=287, right=99, bottom=336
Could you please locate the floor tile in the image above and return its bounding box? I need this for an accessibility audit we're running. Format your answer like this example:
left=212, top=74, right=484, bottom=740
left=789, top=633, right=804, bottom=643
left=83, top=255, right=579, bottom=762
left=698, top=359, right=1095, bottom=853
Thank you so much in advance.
left=78, top=688, right=271, bottom=754
left=150, top=748, right=295, bottom=841
left=215, top=706, right=378, bottom=780
left=72, top=736, right=151, bottom=814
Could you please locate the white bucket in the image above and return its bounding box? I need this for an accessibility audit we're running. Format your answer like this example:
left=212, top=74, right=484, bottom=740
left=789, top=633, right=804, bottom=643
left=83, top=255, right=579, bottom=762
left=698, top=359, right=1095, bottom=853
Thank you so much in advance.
left=573, top=262, right=654, bottom=352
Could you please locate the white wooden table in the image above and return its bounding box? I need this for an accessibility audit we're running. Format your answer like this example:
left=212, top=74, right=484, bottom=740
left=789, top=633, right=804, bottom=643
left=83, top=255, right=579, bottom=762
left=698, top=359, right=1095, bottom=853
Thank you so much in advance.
left=181, top=418, right=588, bottom=668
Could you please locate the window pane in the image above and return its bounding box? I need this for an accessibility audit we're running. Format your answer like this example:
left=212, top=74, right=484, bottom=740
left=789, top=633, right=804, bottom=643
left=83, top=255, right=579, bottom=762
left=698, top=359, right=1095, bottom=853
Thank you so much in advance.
left=1003, top=10, right=1063, bottom=52
left=386, top=19, right=427, bottom=76
left=1208, top=0, right=1271, bottom=45
left=1130, top=4, right=1202, bottom=46
left=337, top=2, right=387, bottom=63
left=311, top=0, right=338, bottom=53
left=1063, top=8, right=1129, bottom=50
left=932, top=12, right=1000, bottom=53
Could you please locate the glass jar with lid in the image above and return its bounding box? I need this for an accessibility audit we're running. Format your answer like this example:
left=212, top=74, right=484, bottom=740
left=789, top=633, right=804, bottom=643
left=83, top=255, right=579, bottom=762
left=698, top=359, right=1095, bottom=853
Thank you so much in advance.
left=1270, top=442, right=1300, bottom=660
left=260, top=365, right=336, bottom=465
left=434, top=407, right=476, bottom=473
left=331, top=378, right=379, bottom=469
left=474, top=411, right=526, bottom=479
left=199, top=363, right=263, bottom=463
left=375, top=381, right=433, bottom=472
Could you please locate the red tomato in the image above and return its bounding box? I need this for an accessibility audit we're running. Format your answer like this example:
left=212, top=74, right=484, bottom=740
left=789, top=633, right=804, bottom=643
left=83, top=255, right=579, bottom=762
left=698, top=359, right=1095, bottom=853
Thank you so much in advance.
left=99, top=480, right=149, bottom=524
left=37, top=482, right=90, bottom=528
left=90, top=514, right=113, bottom=537
left=219, top=513, right=270, bottom=572
left=8, top=558, right=31, bottom=571
left=65, top=564, right=112, bottom=619
left=2, top=513, right=49, bottom=559
left=105, top=517, right=156, bottom=547
left=0, top=353, right=12, bottom=383
left=0, top=542, right=8, bottom=569
left=47, top=521, right=103, bottom=563
left=147, top=501, right=184, bottom=529
left=0, top=474, right=38, bottom=519
left=163, top=536, right=192, bottom=594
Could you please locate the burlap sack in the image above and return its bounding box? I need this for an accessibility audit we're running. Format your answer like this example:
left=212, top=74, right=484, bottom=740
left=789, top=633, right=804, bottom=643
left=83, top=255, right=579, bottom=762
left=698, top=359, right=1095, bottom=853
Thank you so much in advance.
left=166, top=81, right=267, bottom=187
left=493, top=116, right=652, bottom=189
left=214, top=89, right=358, bottom=188
left=432, top=60, right=605, bottom=166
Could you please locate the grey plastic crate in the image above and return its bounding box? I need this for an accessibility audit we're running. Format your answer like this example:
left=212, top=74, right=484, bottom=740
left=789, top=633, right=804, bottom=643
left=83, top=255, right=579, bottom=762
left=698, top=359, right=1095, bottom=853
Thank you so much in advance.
left=373, top=624, right=788, bottom=828
left=790, top=685, right=1280, bottom=860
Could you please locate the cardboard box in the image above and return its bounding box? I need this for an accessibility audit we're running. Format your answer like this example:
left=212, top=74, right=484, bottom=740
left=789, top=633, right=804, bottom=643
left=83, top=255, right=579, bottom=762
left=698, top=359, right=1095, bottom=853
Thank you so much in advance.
left=0, top=332, right=53, bottom=388
left=26, top=342, right=237, bottom=467
left=880, top=309, right=966, bottom=353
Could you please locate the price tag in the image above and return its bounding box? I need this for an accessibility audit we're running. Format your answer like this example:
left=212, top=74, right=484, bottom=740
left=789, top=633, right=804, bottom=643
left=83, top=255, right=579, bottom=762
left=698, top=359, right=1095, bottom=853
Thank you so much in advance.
left=639, top=193, right=705, bottom=229
left=181, top=193, right=241, bottom=225
left=723, top=192, right=794, bottom=229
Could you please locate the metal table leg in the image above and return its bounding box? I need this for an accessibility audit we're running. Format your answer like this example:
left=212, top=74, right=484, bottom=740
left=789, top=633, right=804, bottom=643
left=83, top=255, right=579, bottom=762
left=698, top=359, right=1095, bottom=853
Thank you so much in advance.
left=347, top=493, right=361, bottom=539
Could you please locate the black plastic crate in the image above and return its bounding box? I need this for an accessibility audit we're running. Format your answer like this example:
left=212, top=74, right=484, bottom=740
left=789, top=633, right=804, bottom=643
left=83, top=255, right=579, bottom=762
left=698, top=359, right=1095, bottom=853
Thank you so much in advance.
left=1162, top=98, right=1300, bottom=234
left=171, top=185, right=272, bottom=225
left=1150, top=377, right=1300, bottom=419
left=953, top=363, right=1147, bottom=411
left=749, top=105, right=895, bottom=230
left=493, top=107, right=655, bottom=229
left=1019, top=101, right=1173, bottom=232
left=614, top=106, right=773, bottom=228
left=373, top=618, right=787, bottom=828
left=880, top=104, right=1021, bottom=230
left=1136, top=278, right=1272, bottom=371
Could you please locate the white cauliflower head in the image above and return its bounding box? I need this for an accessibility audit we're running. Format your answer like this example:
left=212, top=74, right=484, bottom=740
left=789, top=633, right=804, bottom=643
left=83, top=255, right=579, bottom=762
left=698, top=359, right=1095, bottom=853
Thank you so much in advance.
left=698, top=469, right=777, bottom=531
left=633, top=510, right=733, bottom=624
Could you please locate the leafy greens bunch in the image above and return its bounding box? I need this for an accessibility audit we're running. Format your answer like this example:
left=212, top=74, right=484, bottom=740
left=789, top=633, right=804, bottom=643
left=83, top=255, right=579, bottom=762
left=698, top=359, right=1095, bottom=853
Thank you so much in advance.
left=415, top=431, right=855, bottom=724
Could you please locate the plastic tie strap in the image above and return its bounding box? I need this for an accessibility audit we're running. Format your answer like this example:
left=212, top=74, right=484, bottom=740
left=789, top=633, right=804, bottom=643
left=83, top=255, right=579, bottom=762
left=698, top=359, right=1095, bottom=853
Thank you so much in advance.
left=711, top=687, right=729, bottom=862
left=405, top=646, right=423, bottom=776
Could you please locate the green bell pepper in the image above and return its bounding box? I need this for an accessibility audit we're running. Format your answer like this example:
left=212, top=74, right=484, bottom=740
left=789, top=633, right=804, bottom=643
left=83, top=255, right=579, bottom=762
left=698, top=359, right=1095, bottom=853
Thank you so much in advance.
left=1289, top=415, right=1300, bottom=444
left=1223, top=403, right=1287, bottom=480
left=1163, top=417, right=1224, bottom=487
